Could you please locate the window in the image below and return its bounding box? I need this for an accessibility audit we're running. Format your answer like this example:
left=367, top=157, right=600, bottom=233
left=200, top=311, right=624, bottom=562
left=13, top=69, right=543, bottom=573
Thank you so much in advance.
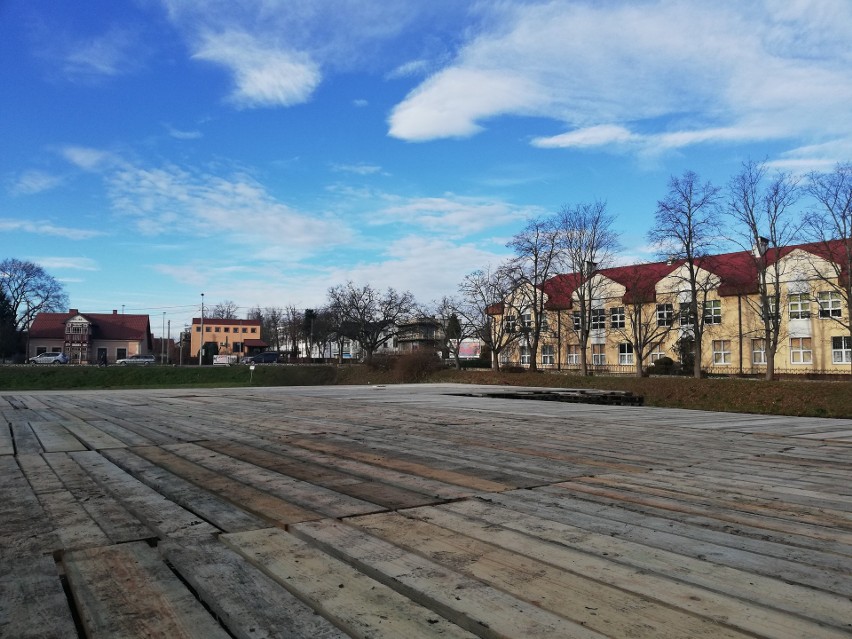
left=832, top=336, right=851, bottom=363
left=540, top=312, right=549, bottom=332
left=522, top=310, right=533, bottom=328
left=117, top=348, right=127, bottom=360
left=541, top=344, right=555, bottom=365
left=610, top=306, right=625, bottom=329
left=789, top=293, right=810, bottom=319
left=618, top=342, right=634, bottom=365
left=233, top=342, right=242, bottom=352
left=66, top=323, right=87, bottom=334
left=251, top=328, right=257, bottom=334
left=214, top=327, right=220, bottom=333
left=591, top=343, right=606, bottom=365
left=679, top=302, right=695, bottom=327
left=504, top=315, right=517, bottom=333
left=818, top=291, right=842, bottom=318
left=712, top=340, right=731, bottom=365
left=790, top=337, right=812, bottom=364
left=242, top=327, right=248, bottom=333
left=519, top=345, right=531, bottom=365
left=657, top=304, right=673, bottom=327
left=205, top=326, right=211, bottom=332
left=761, top=298, right=778, bottom=321
left=195, top=326, right=201, bottom=332
left=703, top=300, right=721, bottom=325
left=650, top=344, right=666, bottom=362
left=224, top=327, right=230, bottom=333
left=572, top=311, right=581, bottom=331
left=566, top=344, right=579, bottom=365
left=36, top=346, right=47, bottom=355
left=752, top=339, right=766, bottom=365
left=590, top=308, right=606, bottom=330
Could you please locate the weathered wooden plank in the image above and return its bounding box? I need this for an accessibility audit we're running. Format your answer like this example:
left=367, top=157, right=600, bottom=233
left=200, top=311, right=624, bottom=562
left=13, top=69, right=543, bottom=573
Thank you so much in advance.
left=131, top=445, right=321, bottom=526
left=0, top=423, right=14, bottom=455
left=61, top=421, right=127, bottom=450
left=349, top=512, right=761, bottom=639
left=221, top=527, right=483, bottom=639
left=29, top=422, right=87, bottom=452
left=103, top=448, right=268, bottom=532
left=70, top=450, right=219, bottom=539
left=409, top=503, right=852, bottom=636
left=161, top=538, right=349, bottom=639
left=292, top=518, right=625, bottom=639
left=0, top=457, right=59, bottom=559
left=164, top=442, right=381, bottom=517
left=63, top=541, right=231, bottom=639
left=43, top=453, right=153, bottom=544
left=10, top=422, right=42, bottom=454
left=0, top=555, right=77, bottom=639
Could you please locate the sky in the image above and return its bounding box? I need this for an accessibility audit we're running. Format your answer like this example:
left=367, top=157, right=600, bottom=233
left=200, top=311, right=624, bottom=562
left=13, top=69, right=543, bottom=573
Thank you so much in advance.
left=2, top=0, right=851, bottom=337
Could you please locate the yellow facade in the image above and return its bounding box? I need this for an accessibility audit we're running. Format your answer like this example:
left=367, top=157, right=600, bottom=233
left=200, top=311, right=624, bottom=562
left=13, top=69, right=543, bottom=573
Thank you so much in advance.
left=189, top=317, right=263, bottom=359
left=495, top=247, right=851, bottom=376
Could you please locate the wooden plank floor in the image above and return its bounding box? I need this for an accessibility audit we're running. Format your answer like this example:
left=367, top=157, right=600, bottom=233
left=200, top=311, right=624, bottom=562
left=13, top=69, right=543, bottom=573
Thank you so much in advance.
left=1, top=384, right=850, bottom=639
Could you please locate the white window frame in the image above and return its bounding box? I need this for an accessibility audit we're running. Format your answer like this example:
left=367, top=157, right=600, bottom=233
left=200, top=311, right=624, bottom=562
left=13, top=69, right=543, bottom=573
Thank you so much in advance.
left=519, top=345, right=531, bottom=365
left=818, top=291, right=842, bottom=318
left=591, top=343, right=606, bottom=366
left=610, top=306, right=625, bottom=329
left=541, top=344, right=555, bottom=365
left=590, top=308, right=606, bottom=330
left=649, top=344, right=666, bottom=362
left=790, top=337, right=812, bottom=364
left=751, top=338, right=766, bottom=365
left=572, top=311, right=581, bottom=331
left=504, top=315, right=517, bottom=333
left=788, top=293, right=811, bottom=320
left=703, top=300, right=722, bottom=325
left=566, top=344, right=579, bottom=365
left=522, top=309, right=533, bottom=328
left=831, top=336, right=851, bottom=363
left=679, top=302, right=695, bottom=327
left=712, top=339, right=731, bottom=365
left=657, top=304, right=673, bottom=327
left=618, top=342, right=634, bottom=365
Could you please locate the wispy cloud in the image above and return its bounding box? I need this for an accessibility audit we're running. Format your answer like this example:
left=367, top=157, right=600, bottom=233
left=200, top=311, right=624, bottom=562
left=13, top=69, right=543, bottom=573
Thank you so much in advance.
left=331, top=163, right=384, bottom=176
left=34, top=257, right=99, bottom=271
left=61, top=146, right=119, bottom=171
left=374, top=194, right=542, bottom=236
left=165, top=125, right=203, bottom=140
left=7, top=170, right=64, bottom=196
left=0, top=218, right=104, bottom=240
left=44, top=27, right=144, bottom=81
left=192, top=30, right=321, bottom=108
left=388, top=1, right=852, bottom=163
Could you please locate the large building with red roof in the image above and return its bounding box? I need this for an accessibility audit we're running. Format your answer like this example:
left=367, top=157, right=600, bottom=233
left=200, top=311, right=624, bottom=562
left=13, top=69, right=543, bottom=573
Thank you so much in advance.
left=28, top=309, right=153, bottom=365
left=492, top=241, right=851, bottom=376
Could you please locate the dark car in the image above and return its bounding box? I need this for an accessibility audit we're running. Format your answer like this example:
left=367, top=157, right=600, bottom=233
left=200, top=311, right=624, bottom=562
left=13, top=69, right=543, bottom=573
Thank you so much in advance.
left=243, top=351, right=282, bottom=364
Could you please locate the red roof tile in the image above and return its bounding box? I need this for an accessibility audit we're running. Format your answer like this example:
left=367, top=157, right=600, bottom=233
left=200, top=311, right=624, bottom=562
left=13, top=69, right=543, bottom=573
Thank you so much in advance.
left=29, top=311, right=153, bottom=347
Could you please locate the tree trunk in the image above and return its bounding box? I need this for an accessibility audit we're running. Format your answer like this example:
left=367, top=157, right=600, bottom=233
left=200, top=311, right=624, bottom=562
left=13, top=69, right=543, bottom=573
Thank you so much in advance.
left=491, top=350, right=500, bottom=370
left=693, top=335, right=702, bottom=378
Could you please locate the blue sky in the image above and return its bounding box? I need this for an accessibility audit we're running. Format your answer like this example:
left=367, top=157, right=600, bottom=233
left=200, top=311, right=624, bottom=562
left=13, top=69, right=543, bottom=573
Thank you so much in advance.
left=2, top=0, right=851, bottom=336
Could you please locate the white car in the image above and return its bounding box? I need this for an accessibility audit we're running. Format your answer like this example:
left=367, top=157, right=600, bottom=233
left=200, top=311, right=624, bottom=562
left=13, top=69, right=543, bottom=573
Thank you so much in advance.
left=28, top=352, right=69, bottom=364
left=115, top=354, right=156, bottom=365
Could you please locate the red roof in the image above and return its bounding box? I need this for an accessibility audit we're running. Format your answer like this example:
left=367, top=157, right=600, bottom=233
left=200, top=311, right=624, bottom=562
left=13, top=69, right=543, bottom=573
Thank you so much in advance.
left=29, top=311, right=153, bottom=347
left=537, top=240, right=849, bottom=307
left=243, top=339, right=268, bottom=347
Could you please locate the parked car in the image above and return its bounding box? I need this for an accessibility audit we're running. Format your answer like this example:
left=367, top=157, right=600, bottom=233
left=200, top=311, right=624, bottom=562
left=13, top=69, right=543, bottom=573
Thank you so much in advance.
left=28, top=352, right=69, bottom=364
left=115, top=354, right=156, bottom=365
left=243, top=351, right=282, bottom=364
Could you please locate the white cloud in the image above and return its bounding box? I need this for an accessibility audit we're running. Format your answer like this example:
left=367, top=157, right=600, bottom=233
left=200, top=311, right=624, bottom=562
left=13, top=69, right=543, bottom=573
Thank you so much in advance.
left=192, top=30, right=321, bottom=108
left=34, top=257, right=99, bottom=271
left=387, top=1, right=852, bottom=163
left=165, top=125, right=203, bottom=140
left=61, top=146, right=119, bottom=171
left=8, top=170, right=64, bottom=195
left=374, top=194, right=541, bottom=236
left=331, top=163, right=383, bottom=176
left=0, top=218, right=104, bottom=240
left=352, top=99, right=368, bottom=108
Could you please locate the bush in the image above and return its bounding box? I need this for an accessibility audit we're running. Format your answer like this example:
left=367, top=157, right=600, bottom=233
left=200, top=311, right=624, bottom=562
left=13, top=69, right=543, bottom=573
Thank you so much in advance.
left=393, top=350, right=443, bottom=382
left=364, top=353, right=397, bottom=372
left=646, top=356, right=676, bottom=376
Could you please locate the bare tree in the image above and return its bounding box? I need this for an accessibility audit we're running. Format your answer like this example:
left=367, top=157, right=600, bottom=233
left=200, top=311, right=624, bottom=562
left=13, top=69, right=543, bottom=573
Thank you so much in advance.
left=326, top=282, right=416, bottom=362
left=0, top=258, right=68, bottom=332
left=246, top=306, right=284, bottom=351
left=282, top=305, right=304, bottom=358
left=648, top=171, right=722, bottom=378
left=431, top=296, right=476, bottom=369
left=804, top=163, right=852, bottom=371
left=727, top=159, right=802, bottom=380
left=555, top=201, right=620, bottom=375
left=506, top=216, right=561, bottom=370
left=210, top=300, right=239, bottom=319
left=457, top=264, right=519, bottom=370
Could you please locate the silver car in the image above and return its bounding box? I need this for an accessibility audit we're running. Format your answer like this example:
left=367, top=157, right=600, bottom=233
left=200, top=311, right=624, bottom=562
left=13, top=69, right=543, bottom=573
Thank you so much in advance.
left=28, top=352, right=69, bottom=364
left=115, top=354, right=156, bottom=365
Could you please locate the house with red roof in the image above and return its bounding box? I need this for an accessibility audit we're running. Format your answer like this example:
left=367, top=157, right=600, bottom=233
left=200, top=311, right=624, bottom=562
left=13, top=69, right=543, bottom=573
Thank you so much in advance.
left=493, top=240, right=851, bottom=376
left=189, top=317, right=266, bottom=362
left=28, top=309, right=153, bottom=365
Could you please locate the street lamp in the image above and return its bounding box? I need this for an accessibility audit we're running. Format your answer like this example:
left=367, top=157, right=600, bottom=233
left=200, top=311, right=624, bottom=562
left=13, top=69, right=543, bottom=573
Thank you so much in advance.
left=162, top=312, right=166, bottom=364
left=199, top=293, right=205, bottom=366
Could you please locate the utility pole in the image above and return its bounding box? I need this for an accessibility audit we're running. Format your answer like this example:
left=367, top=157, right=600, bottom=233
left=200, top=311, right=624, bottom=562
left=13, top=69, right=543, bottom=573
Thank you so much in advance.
left=199, top=293, right=204, bottom=366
